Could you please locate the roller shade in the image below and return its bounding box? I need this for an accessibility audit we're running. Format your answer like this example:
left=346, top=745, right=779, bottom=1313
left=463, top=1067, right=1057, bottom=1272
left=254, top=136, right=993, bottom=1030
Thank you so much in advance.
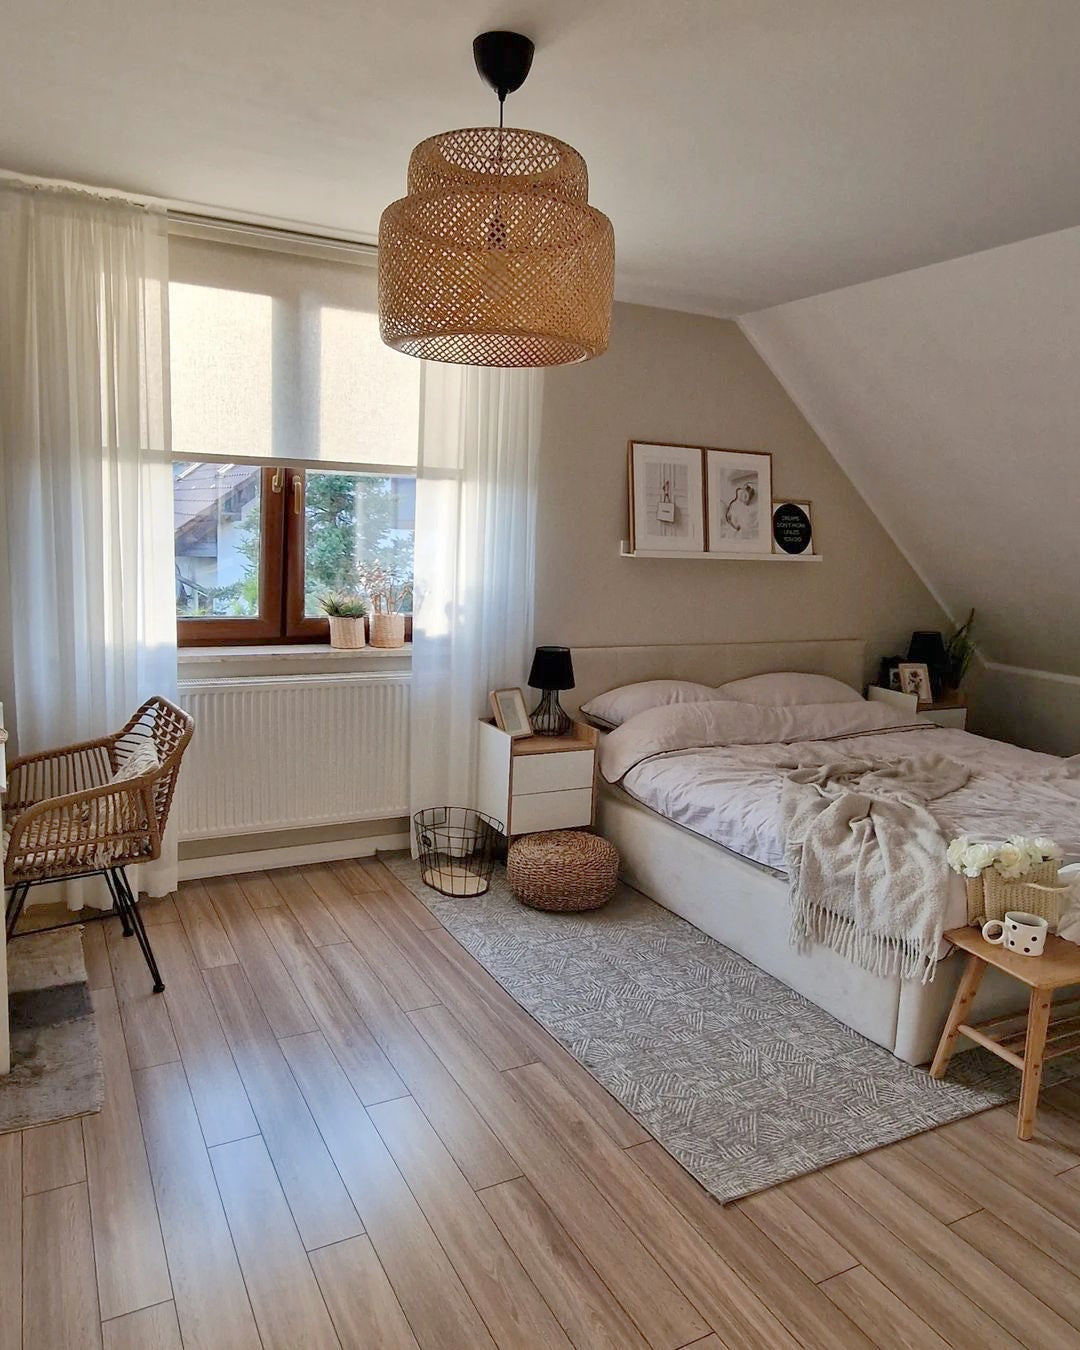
left=168, top=230, right=419, bottom=467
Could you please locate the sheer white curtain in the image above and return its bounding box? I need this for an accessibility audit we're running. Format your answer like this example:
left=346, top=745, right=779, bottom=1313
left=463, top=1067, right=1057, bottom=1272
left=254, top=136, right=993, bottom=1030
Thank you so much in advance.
left=410, top=363, right=543, bottom=827
left=0, top=184, right=177, bottom=906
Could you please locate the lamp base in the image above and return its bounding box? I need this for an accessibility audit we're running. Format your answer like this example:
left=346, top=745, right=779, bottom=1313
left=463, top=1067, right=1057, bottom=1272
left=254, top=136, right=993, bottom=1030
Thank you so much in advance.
left=529, top=688, right=571, bottom=737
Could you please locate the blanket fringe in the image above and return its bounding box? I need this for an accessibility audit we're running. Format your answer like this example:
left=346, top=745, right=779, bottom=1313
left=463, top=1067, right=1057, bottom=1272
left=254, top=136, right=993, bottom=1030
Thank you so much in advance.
left=791, top=901, right=937, bottom=984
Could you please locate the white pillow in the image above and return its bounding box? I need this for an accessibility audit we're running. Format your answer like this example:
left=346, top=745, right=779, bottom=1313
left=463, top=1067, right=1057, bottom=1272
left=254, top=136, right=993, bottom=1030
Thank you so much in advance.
left=579, top=680, right=719, bottom=729
left=715, top=672, right=863, bottom=706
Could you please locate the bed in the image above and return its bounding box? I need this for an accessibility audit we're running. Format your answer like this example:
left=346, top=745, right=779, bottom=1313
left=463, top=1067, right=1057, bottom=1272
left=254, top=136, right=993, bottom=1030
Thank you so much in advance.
left=566, top=640, right=1080, bottom=1065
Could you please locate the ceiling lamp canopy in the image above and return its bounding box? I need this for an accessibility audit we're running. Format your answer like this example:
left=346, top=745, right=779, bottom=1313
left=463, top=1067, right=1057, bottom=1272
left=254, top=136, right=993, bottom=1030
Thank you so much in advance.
left=378, top=31, right=614, bottom=368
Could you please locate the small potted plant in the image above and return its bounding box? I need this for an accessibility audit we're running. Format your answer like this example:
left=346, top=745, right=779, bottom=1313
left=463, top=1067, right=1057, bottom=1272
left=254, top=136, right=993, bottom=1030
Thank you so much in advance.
left=943, top=609, right=976, bottom=693
left=357, top=561, right=411, bottom=649
left=319, top=592, right=369, bottom=649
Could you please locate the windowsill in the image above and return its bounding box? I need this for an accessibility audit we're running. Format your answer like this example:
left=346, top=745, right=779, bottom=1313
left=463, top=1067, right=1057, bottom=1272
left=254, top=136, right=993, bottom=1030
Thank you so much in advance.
left=179, top=643, right=411, bottom=663
left=178, top=643, right=411, bottom=681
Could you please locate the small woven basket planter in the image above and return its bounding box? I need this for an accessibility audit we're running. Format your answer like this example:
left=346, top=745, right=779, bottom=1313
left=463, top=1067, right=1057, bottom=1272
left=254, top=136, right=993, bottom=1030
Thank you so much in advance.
left=370, top=614, right=407, bottom=649
left=413, top=807, right=502, bottom=898
left=327, top=616, right=366, bottom=650
left=964, top=861, right=1068, bottom=927
left=507, top=830, right=619, bottom=912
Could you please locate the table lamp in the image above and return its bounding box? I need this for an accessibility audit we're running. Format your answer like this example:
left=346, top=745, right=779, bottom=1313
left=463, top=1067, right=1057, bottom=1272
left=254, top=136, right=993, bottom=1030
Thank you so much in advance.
left=527, top=646, right=575, bottom=736
left=907, top=630, right=948, bottom=698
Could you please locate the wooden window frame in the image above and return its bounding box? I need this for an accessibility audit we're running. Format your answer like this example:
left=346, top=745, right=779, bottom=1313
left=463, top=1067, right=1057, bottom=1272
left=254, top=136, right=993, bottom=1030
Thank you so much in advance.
left=177, top=463, right=413, bottom=648
left=177, top=465, right=286, bottom=646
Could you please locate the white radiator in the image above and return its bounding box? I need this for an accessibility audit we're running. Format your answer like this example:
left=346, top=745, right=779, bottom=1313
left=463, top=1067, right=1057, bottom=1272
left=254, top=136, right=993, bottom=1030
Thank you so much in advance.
left=176, top=672, right=410, bottom=839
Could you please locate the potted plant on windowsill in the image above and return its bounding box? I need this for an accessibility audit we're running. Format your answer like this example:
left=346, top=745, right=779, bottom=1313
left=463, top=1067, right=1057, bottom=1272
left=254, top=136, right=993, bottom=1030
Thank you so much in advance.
left=320, top=592, right=370, bottom=649
left=357, top=561, right=411, bottom=649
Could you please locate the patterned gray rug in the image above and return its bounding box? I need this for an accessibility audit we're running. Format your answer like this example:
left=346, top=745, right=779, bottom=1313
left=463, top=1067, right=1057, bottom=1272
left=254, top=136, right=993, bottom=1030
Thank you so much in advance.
left=389, top=857, right=1080, bottom=1201
left=0, top=927, right=103, bottom=1134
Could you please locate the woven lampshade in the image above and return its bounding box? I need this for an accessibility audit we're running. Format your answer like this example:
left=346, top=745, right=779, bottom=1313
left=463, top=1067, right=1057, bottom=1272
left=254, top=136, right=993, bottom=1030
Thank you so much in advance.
left=379, top=125, right=614, bottom=368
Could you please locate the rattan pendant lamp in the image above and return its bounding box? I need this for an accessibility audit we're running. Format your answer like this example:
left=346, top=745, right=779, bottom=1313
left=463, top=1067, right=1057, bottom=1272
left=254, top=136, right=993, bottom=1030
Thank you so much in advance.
left=378, top=30, right=614, bottom=368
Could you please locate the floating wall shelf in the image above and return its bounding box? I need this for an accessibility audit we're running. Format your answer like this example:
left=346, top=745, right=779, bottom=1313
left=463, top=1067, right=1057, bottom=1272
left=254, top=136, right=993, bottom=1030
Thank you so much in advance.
left=620, top=541, right=822, bottom=562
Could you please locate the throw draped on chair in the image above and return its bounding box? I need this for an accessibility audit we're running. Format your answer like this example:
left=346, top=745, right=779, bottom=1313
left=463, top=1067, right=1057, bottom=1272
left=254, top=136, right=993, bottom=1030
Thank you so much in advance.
left=3, top=697, right=194, bottom=992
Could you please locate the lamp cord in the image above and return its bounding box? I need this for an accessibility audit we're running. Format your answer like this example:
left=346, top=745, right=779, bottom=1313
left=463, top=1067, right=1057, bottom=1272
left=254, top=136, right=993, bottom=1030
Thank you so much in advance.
left=490, top=94, right=506, bottom=243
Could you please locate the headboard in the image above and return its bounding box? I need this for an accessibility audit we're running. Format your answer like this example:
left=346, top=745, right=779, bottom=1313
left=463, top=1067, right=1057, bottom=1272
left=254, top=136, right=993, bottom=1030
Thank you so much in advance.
left=565, top=639, right=866, bottom=714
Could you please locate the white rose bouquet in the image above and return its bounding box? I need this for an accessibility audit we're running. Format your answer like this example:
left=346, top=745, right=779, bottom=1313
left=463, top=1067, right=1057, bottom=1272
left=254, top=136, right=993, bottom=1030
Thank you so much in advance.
left=947, top=834, right=1062, bottom=879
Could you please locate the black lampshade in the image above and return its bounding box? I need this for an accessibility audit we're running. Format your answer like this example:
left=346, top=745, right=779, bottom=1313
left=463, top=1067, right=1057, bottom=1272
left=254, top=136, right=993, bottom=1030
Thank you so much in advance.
left=907, top=630, right=948, bottom=698
left=907, top=631, right=948, bottom=670
left=528, top=645, right=575, bottom=691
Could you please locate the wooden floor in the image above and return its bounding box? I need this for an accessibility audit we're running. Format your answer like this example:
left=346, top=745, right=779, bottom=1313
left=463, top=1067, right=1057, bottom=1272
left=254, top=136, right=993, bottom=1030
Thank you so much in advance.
left=5, top=859, right=1080, bottom=1349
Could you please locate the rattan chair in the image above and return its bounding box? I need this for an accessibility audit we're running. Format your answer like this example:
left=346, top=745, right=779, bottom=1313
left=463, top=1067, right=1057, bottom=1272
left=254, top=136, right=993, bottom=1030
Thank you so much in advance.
left=2, top=696, right=194, bottom=992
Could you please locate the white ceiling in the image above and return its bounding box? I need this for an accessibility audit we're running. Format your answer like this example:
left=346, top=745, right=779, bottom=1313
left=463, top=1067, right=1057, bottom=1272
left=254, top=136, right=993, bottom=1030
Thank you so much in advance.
left=740, top=223, right=1080, bottom=676
left=5, top=0, right=1080, bottom=314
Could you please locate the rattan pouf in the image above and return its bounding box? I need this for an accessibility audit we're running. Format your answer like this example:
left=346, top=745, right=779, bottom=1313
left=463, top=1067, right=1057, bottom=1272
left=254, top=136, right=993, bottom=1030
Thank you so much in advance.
left=506, top=831, right=619, bottom=912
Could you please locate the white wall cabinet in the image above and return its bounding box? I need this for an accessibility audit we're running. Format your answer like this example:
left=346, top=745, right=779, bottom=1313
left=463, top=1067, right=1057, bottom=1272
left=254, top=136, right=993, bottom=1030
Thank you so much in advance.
left=476, top=720, right=598, bottom=838
left=867, top=685, right=968, bottom=729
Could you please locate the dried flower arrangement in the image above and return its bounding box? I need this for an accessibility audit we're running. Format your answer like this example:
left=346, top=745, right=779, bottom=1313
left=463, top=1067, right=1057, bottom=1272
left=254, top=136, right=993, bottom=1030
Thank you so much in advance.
left=356, top=561, right=411, bottom=616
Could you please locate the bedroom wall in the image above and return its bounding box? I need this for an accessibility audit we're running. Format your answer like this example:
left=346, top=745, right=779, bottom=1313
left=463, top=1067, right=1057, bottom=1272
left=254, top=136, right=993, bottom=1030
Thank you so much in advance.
left=533, top=301, right=947, bottom=683
left=968, top=663, right=1080, bottom=758
left=737, top=223, right=1080, bottom=755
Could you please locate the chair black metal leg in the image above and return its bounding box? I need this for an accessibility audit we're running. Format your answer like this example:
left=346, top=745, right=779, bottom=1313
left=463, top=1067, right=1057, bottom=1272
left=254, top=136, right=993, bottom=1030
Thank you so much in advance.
left=110, top=869, right=164, bottom=994
left=103, top=870, right=134, bottom=936
left=5, top=882, right=30, bottom=940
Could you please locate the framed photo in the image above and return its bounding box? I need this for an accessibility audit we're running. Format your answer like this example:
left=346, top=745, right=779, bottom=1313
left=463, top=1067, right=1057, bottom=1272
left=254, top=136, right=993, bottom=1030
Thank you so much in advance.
left=490, top=687, right=532, bottom=739
left=628, top=442, right=705, bottom=553
left=771, top=500, right=813, bottom=555
left=878, top=656, right=904, bottom=691
left=705, top=449, right=773, bottom=554
left=898, top=662, right=933, bottom=705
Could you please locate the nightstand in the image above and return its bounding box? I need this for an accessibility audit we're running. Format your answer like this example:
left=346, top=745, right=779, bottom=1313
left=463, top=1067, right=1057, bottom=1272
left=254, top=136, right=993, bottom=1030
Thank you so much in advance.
left=932, top=927, right=1080, bottom=1139
left=867, top=685, right=968, bottom=730
left=476, top=719, right=598, bottom=838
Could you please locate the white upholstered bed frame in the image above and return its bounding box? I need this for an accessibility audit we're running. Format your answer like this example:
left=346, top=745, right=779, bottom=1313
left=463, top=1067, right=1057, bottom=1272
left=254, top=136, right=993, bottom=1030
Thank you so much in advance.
left=568, top=639, right=1031, bottom=1066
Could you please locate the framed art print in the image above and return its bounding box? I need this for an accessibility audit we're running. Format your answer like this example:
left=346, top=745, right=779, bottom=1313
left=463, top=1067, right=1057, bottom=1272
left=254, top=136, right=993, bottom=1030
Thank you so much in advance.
left=490, top=687, right=532, bottom=739
left=772, top=500, right=813, bottom=555
left=628, top=442, right=706, bottom=553
left=705, top=449, right=773, bottom=554
left=898, top=662, right=933, bottom=705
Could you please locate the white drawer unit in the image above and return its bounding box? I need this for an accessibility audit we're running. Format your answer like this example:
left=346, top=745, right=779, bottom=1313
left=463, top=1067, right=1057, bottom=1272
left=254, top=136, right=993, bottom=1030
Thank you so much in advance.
left=476, top=719, right=599, bottom=838
left=512, top=748, right=594, bottom=795
left=511, top=787, right=595, bottom=835
left=866, top=684, right=968, bottom=730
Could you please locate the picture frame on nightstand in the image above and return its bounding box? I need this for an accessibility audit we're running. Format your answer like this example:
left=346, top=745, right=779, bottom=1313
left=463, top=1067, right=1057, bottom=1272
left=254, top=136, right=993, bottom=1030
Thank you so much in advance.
left=489, top=688, right=532, bottom=739
left=898, top=662, right=933, bottom=705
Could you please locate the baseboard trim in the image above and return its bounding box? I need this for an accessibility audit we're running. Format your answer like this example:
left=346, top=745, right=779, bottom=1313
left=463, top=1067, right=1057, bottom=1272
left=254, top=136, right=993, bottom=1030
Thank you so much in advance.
left=177, top=832, right=410, bottom=881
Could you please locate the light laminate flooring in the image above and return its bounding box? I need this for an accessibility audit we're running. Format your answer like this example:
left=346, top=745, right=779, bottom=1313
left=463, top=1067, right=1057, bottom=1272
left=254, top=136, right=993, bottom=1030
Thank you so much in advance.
left=4, top=858, right=1080, bottom=1349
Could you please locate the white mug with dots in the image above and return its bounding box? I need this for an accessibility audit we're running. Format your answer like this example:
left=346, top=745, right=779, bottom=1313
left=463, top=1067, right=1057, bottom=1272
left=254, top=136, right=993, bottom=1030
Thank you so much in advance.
left=982, top=910, right=1049, bottom=957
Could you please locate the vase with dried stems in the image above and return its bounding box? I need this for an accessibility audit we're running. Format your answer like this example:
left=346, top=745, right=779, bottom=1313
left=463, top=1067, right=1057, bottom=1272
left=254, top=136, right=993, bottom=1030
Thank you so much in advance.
left=319, top=592, right=369, bottom=649
left=358, top=562, right=411, bottom=648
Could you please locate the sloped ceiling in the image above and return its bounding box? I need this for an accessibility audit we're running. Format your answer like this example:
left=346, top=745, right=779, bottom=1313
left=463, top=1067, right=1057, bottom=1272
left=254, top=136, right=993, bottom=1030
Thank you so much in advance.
left=6, top=0, right=1080, bottom=314
left=739, top=225, right=1080, bottom=675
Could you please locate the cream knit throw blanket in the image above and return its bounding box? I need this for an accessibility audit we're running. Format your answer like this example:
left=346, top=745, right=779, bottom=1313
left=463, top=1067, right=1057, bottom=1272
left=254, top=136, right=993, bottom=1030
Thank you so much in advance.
left=780, top=754, right=971, bottom=983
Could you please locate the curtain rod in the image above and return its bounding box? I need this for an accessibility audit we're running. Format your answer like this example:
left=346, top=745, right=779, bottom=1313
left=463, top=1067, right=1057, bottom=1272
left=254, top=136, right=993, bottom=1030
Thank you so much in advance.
left=167, top=210, right=377, bottom=259
left=0, top=168, right=378, bottom=256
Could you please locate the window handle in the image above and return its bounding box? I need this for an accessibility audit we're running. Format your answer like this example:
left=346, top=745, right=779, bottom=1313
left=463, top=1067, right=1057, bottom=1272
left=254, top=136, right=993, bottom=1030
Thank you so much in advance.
left=292, top=474, right=303, bottom=515
left=270, top=467, right=284, bottom=494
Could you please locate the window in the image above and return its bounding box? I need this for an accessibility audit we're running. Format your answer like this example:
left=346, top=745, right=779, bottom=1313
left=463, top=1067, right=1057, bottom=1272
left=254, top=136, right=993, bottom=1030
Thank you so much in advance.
left=174, top=462, right=414, bottom=644
left=168, top=226, right=419, bottom=646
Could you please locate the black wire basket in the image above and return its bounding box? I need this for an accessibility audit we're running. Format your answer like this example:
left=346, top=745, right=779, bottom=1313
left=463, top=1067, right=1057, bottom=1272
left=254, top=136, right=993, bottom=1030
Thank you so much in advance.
left=413, top=806, right=504, bottom=898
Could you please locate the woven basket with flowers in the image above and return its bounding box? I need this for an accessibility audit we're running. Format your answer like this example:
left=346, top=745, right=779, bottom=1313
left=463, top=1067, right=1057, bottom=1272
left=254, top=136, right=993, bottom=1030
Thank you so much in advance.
left=947, top=834, right=1068, bottom=927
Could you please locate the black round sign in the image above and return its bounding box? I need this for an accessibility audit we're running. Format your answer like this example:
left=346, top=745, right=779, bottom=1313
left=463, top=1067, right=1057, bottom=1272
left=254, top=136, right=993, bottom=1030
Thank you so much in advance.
left=772, top=503, right=812, bottom=554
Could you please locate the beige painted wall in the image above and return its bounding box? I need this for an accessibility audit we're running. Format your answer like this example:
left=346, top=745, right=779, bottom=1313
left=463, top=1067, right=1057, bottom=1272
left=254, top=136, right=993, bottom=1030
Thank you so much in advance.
left=968, top=665, right=1080, bottom=757
left=534, top=302, right=947, bottom=682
